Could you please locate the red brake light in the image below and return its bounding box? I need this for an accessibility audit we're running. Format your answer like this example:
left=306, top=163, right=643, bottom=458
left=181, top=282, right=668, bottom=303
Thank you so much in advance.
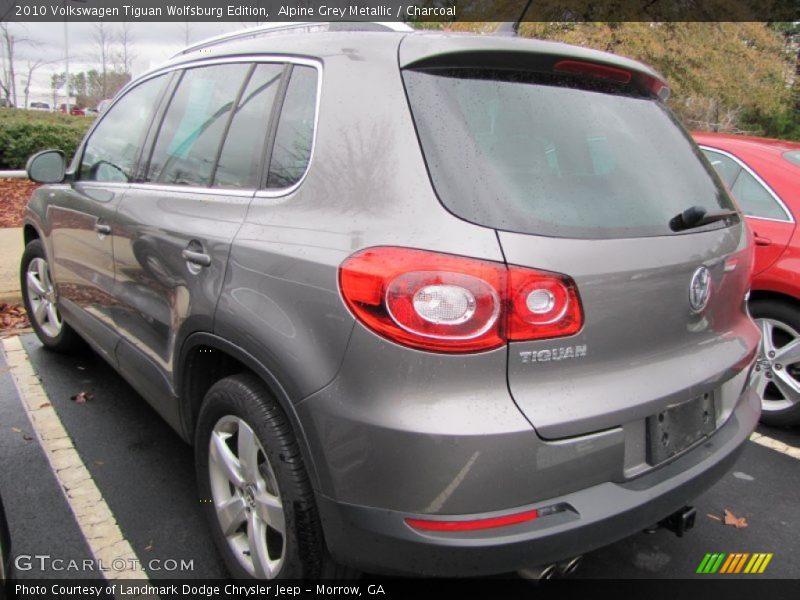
left=339, top=248, right=505, bottom=353
left=554, top=60, right=632, bottom=84
left=339, top=247, right=583, bottom=353
left=507, top=268, right=583, bottom=341
left=405, top=509, right=540, bottom=532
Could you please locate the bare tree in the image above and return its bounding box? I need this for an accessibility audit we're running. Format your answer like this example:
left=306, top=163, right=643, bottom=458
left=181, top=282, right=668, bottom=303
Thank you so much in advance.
left=21, top=56, right=59, bottom=108
left=50, top=72, right=66, bottom=108
left=93, top=23, right=112, bottom=98
left=0, top=23, right=18, bottom=106
left=114, top=22, right=136, bottom=75
left=0, top=23, right=39, bottom=107
left=22, top=59, right=43, bottom=108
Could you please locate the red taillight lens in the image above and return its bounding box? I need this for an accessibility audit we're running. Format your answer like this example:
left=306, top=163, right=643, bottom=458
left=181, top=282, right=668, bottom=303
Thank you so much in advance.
left=405, top=509, right=540, bottom=532
left=339, top=247, right=583, bottom=353
left=507, top=268, right=583, bottom=341
left=339, top=248, right=506, bottom=353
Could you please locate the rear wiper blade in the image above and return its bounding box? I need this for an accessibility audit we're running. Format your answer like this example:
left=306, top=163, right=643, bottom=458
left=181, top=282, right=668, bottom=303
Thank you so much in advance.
left=669, top=205, right=739, bottom=232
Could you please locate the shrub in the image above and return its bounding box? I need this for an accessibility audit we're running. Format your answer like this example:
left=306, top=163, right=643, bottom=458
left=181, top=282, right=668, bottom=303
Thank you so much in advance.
left=0, top=109, right=92, bottom=170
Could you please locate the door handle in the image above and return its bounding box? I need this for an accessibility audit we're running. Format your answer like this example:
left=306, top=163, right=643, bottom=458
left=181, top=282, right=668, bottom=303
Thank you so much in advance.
left=181, top=248, right=211, bottom=267
left=95, top=223, right=111, bottom=235
left=754, top=233, right=772, bottom=246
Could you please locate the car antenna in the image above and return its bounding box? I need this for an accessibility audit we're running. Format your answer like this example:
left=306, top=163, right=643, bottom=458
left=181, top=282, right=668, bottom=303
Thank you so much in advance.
left=495, top=0, right=534, bottom=36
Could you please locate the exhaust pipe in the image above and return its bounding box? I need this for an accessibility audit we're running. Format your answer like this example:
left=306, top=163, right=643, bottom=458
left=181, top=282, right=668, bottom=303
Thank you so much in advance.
left=518, top=563, right=558, bottom=581
left=557, top=555, right=583, bottom=576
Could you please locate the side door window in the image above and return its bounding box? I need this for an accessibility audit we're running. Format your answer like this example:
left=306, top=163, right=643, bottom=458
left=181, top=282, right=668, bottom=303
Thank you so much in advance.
left=146, top=63, right=252, bottom=186
left=213, top=63, right=285, bottom=188
left=730, top=169, right=790, bottom=221
left=79, top=75, right=168, bottom=182
left=701, top=149, right=741, bottom=188
left=265, top=65, right=318, bottom=189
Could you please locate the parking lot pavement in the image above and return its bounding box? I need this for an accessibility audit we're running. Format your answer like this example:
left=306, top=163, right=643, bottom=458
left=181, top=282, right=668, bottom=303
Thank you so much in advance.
left=1, top=333, right=798, bottom=581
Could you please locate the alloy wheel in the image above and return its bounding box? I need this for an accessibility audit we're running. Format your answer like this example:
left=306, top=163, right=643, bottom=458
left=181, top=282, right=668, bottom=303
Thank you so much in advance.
left=208, top=416, right=286, bottom=579
left=26, top=257, right=62, bottom=338
left=751, top=318, right=800, bottom=412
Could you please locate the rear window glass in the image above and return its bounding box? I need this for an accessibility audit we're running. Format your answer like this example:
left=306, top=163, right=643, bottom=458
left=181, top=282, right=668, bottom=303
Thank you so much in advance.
left=783, top=150, right=800, bottom=167
left=403, top=69, right=736, bottom=239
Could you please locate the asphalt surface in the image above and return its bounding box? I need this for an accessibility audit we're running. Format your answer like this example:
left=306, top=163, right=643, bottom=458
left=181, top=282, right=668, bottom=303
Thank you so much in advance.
left=1, top=333, right=798, bottom=581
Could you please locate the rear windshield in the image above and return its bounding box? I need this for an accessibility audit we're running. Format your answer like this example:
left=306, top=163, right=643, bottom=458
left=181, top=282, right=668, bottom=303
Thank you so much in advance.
left=403, top=69, right=737, bottom=239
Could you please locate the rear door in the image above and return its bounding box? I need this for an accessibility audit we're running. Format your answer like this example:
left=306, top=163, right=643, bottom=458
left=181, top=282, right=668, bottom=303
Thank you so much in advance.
left=700, top=147, right=795, bottom=275
left=110, top=61, right=286, bottom=428
left=403, top=64, right=759, bottom=444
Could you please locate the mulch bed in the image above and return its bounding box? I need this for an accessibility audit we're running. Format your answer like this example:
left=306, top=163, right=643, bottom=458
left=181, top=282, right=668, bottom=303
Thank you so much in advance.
left=0, top=178, right=40, bottom=228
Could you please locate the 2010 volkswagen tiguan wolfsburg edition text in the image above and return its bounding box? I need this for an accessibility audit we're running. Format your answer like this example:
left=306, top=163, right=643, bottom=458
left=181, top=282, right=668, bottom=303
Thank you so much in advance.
left=20, top=23, right=761, bottom=579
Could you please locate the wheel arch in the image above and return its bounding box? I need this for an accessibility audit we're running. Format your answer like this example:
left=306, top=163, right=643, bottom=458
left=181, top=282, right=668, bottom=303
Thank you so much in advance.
left=23, top=223, right=41, bottom=245
left=749, top=289, right=800, bottom=312
left=176, top=332, right=322, bottom=490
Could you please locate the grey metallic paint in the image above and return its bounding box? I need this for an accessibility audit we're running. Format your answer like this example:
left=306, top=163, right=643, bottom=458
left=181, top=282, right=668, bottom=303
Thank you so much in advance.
left=22, top=29, right=761, bottom=577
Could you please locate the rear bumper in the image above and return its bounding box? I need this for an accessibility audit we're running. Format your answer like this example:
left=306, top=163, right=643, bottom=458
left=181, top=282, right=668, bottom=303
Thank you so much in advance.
left=318, top=386, right=760, bottom=577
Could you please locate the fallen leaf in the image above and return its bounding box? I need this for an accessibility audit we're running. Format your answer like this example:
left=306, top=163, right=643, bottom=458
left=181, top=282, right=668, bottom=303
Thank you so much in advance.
left=39, top=402, right=51, bottom=409
left=706, top=513, right=722, bottom=522
left=0, top=303, right=30, bottom=331
left=22, top=434, right=32, bottom=441
left=12, top=427, right=21, bottom=433
left=70, top=391, right=94, bottom=403
left=144, top=542, right=153, bottom=551
left=723, top=509, right=748, bottom=529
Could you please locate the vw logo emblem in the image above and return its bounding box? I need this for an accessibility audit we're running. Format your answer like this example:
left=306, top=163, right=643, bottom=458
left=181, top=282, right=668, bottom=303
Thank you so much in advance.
left=689, top=266, right=711, bottom=313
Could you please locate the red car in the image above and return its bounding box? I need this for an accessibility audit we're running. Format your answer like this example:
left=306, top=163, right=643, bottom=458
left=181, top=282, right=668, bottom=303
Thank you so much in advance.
left=694, top=132, right=800, bottom=426
left=58, top=103, right=86, bottom=116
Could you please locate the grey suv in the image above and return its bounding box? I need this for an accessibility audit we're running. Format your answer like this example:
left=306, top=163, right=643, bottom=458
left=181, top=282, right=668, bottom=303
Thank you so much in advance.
left=21, top=23, right=761, bottom=579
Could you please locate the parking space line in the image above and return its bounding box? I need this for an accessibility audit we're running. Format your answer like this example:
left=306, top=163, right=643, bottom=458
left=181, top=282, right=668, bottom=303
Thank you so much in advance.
left=750, top=432, right=800, bottom=460
left=1, top=336, right=148, bottom=582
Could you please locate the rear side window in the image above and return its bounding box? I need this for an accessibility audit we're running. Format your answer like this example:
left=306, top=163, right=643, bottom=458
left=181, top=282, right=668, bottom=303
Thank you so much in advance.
left=403, top=69, right=736, bottom=239
left=266, top=66, right=317, bottom=189
left=731, top=170, right=790, bottom=221
left=79, top=75, right=167, bottom=182
left=701, top=149, right=742, bottom=187
left=147, top=63, right=250, bottom=186
left=213, top=63, right=284, bottom=188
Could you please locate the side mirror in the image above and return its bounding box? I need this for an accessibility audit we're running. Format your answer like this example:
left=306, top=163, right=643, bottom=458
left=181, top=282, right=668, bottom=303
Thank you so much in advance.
left=26, top=149, right=66, bottom=184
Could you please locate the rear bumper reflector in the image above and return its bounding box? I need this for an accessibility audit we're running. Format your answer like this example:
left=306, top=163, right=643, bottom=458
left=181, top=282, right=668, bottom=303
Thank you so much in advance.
left=405, top=509, right=540, bottom=532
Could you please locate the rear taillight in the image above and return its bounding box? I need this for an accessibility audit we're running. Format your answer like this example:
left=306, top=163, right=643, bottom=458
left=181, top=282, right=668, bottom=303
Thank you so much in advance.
left=339, top=247, right=583, bottom=353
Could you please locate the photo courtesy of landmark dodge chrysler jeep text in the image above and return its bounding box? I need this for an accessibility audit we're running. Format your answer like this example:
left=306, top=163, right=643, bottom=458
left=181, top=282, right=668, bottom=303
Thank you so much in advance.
left=20, top=22, right=760, bottom=579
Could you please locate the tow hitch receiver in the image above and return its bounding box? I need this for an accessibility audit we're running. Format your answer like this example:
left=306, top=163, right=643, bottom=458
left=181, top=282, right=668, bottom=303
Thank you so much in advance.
left=660, top=506, right=696, bottom=537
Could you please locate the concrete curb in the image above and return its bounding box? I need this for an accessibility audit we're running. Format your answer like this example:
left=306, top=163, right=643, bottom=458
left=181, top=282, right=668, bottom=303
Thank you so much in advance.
left=0, top=227, right=23, bottom=305
left=0, top=170, right=28, bottom=179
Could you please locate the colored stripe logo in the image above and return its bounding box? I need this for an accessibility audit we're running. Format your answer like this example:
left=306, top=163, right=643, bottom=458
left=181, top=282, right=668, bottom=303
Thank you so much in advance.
left=697, top=553, right=773, bottom=574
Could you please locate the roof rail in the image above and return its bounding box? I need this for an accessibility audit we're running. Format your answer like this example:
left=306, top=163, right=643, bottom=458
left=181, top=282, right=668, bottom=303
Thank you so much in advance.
left=172, top=22, right=414, bottom=58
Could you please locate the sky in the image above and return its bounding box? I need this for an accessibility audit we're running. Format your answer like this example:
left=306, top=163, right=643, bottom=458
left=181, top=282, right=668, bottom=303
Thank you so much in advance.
left=2, top=21, right=249, bottom=106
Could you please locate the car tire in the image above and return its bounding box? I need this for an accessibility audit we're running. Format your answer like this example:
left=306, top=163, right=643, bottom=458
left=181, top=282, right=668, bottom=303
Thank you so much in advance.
left=195, top=373, right=355, bottom=580
left=749, top=298, right=800, bottom=426
left=20, top=239, right=82, bottom=353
